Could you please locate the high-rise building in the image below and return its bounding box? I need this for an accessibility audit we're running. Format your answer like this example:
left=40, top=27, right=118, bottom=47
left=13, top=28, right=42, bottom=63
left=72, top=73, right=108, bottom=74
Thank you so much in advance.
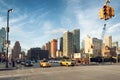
left=105, top=36, right=112, bottom=48
left=60, top=37, right=63, bottom=52
left=0, top=27, right=6, bottom=53
left=81, top=40, right=85, bottom=50
left=45, top=42, right=51, bottom=57
left=63, top=31, right=74, bottom=58
left=72, top=29, right=80, bottom=53
left=50, top=39, right=57, bottom=58
left=63, top=29, right=80, bottom=58
left=42, top=45, right=45, bottom=50
left=27, top=48, right=49, bottom=60
left=112, top=41, right=118, bottom=49
left=45, top=42, right=51, bottom=50
left=84, top=36, right=102, bottom=56
left=92, top=38, right=102, bottom=56
left=56, top=50, right=63, bottom=57
left=12, top=41, right=21, bottom=59
left=84, top=36, right=93, bottom=54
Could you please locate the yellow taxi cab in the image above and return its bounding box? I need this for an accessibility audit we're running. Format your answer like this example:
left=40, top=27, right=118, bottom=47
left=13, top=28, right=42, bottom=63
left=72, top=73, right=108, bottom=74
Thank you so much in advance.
left=60, top=59, right=75, bottom=66
left=39, top=60, right=51, bottom=67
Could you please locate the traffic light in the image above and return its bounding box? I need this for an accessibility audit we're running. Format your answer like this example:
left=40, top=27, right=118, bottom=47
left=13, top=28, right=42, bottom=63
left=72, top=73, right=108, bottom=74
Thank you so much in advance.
left=99, top=8, right=104, bottom=19
left=103, top=5, right=110, bottom=20
left=109, top=6, right=115, bottom=18
left=98, top=0, right=115, bottom=21
left=103, top=5, right=107, bottom=16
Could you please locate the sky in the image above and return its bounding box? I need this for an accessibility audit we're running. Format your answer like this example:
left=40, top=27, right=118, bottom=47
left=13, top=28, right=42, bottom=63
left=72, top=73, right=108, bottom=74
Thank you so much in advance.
left=0, top=0, right=120, bottom=51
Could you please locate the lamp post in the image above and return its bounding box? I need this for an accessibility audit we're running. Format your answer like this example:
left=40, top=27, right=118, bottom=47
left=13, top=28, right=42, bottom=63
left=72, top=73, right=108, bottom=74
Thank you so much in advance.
left=6, top=9, right=13, bottom=68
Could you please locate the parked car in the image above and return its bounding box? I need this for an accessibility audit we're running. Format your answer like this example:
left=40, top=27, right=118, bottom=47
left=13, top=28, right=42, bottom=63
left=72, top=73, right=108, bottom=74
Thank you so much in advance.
left=60, top=59, right=75, bottom=66
left=21, top=60, right=26, bottom=65
left=39, top=60, right=51, bottom=67
left=24, top=60, right=33, bottom=67
left=31, top=60, right=35, bottom=64
left=16, top=59, right=21, bottom=64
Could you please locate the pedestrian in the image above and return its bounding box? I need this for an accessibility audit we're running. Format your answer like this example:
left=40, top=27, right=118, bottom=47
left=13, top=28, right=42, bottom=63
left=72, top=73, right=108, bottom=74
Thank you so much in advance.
left=11, top=59, right=15, bottom=67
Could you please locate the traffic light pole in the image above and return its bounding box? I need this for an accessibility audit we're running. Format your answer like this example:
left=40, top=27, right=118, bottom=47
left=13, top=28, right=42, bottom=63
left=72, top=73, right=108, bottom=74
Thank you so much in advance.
left=106, top=0, right=110, bottom=5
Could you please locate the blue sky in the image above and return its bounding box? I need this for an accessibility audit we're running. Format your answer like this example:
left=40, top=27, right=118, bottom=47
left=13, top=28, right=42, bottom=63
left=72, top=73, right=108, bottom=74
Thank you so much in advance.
left=0, top=0, right=120, bottom=51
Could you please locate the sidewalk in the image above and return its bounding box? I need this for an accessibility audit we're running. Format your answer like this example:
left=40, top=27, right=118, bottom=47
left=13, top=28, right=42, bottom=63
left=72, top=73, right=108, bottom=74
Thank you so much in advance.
left=0, top=62, right=17, bottom=71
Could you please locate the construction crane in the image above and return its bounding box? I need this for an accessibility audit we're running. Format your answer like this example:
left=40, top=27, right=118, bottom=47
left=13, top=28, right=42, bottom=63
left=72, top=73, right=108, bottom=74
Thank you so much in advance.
left=101, top=24, right=106, bottom=42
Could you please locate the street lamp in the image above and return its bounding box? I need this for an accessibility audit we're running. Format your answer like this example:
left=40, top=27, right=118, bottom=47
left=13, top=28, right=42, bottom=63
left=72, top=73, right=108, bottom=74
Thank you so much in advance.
left=6, top=9, right=13, bottom=68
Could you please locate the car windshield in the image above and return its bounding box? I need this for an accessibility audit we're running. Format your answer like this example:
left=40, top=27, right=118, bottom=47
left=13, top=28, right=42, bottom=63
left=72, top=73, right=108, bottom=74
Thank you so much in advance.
left=62, top=59, right=72, bottom=61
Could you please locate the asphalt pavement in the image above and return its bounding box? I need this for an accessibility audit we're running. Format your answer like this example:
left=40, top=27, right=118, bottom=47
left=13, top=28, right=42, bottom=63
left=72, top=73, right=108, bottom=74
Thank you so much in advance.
left=0, top=64, right=120, bottom=80
left=0, top=61, right=61, bottom=71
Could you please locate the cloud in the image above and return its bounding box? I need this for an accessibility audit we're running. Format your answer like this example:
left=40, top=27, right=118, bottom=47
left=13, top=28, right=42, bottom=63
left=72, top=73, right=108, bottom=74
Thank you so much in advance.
left=0, top=0, right=11, bottom=9
left=6, top=6, right=51, bottom=50
left=0, top=18, right=6, bottom=27
left=107, top=23, right=120, bottom=33
left=106, top=23, right=120, bottom=43
left=41, top=21, right=66, bottom=41
left=1, top=0, right=120, bottom=50
left=60, top=16, right=75, bottom=30
left=45, top=28, right=66, bottom=34
left=65, top=0, right=103, bottom=40
left=10, top=14, right=28, bottom=24
left=64, top=0, right=120, bottom=45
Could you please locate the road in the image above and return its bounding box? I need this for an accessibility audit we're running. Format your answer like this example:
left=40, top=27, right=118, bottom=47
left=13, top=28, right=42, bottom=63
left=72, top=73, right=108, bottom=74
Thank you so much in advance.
left=0, top=64, right=120, bottom=80
left=15, top=62, right=60, bottom=69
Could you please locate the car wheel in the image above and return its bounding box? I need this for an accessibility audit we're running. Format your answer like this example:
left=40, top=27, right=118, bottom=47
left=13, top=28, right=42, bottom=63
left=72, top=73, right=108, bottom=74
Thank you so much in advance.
left=60, top=63, right=63, bottom=66
left=66, top=63, right=69, bottom=67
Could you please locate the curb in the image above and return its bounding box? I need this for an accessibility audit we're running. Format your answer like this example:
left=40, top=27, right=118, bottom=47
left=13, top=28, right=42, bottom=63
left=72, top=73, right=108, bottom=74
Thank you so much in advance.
left=0, top=67, right=17, bottom=71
